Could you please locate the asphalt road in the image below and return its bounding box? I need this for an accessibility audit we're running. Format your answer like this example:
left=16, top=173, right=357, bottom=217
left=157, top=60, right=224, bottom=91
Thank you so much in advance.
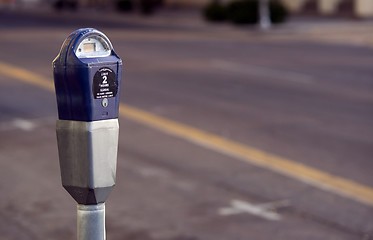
left=0, top=8, right=373, bottom=240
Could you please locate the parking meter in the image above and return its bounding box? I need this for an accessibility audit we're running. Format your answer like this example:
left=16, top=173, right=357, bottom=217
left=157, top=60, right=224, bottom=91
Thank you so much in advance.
left=53, top=28, right=122, bottom=240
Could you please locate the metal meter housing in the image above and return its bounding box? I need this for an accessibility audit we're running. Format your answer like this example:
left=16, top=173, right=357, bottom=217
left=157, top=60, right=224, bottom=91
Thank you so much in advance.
left=53, top=28, right=122, bottom=205
left=53, top=28, right=122, bottom=121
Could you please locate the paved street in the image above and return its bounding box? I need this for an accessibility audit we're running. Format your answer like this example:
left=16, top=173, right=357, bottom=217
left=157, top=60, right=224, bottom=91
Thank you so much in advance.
left=0, top=8, right=373, bottom=240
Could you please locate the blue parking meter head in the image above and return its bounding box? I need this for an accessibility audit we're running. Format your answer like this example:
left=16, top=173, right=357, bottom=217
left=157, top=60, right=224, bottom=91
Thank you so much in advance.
left=53, top=28, right=123, bottom=122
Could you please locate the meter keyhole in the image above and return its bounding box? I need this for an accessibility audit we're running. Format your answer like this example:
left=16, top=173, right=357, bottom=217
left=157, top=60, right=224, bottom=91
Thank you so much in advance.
left=102, top=98, right=108, bottom=108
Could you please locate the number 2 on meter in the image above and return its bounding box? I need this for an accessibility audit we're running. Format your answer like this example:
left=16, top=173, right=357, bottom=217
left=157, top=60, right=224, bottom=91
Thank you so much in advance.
left=102, top=76, right=108, bottom=84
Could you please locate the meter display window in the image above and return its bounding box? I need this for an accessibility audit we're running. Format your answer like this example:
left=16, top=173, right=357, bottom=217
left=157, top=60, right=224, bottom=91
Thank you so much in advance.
left=83, top=43, right=96, bottom=53
left=76, top=36, right=111, bottom=58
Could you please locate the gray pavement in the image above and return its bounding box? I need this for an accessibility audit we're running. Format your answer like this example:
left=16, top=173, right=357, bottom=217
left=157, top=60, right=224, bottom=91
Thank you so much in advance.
left=0, top=8, right=373, bottom=240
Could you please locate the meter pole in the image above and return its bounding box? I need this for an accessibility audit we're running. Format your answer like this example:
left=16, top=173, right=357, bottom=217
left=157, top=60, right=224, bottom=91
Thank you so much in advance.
left=259, top=0, right=271, bottom=30
left=77, top=204, right=106, bottom=240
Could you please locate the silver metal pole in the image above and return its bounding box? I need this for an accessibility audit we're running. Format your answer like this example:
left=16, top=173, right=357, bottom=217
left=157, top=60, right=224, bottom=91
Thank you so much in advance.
left=77, top=203, right=106, bottom=240
left=259, top=0, right=271, bottom=30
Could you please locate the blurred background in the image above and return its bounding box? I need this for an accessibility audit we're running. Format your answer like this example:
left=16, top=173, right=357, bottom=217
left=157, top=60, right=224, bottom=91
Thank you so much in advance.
left=0, top=0, right=373, bottom=239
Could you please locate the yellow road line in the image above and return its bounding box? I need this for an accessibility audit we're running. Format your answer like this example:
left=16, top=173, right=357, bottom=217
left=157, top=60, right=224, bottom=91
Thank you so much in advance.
left=0, top=63, right=54, bottom=91
left=1, top=61, right=373, bottom=207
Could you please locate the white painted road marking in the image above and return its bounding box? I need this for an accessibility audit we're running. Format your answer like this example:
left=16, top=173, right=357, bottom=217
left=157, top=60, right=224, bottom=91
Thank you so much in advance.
left=219, top=199, right=290, bottom=221
left=0, top=117, right=55, bottom=132
left=12, top=118, right=36, bottom=131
